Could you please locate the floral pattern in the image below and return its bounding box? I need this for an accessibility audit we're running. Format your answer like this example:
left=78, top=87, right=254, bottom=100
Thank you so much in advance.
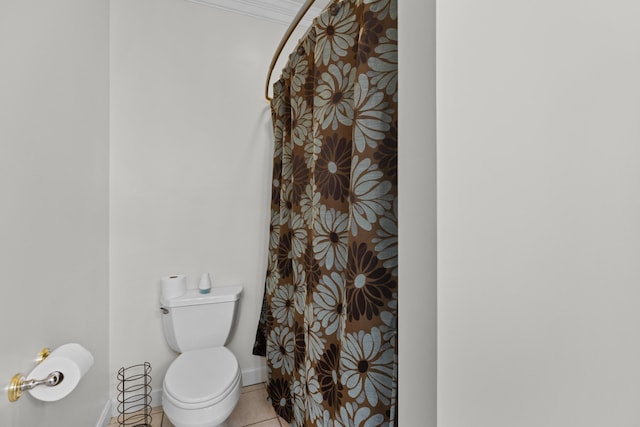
left=254, top=0, right=397, bottom=425
left=346, top=242, right=395, bottom=322
left=317, top=343, right=345, bottom=408
left=315, top=1, right=359, bottom=66
left=315, top=62, right=356, bottom=131
left=354, top=74, right=393, bottom=153
left=315, top=133, right=352, bottom=202
left=341, top=328, right=395, bottom=407
left=312, top=205, right=349, bottom=271
left=314, top=272, right=347, bottom=336
left=272, top=282, right=296, bottom=328
left=368, top=28, right=397, bottom=102
left=268, top=326, right=295, bottom=375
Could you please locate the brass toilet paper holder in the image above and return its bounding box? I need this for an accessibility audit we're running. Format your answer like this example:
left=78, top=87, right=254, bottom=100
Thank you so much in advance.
left=7, top=348, right=63, bottom=402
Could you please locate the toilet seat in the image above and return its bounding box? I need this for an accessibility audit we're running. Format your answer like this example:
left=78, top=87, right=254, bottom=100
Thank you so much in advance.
left=163, top=347, right=240, bottom=409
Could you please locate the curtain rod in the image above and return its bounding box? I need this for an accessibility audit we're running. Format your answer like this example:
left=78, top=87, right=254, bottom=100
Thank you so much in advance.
left=266, top=0, right=338, bottom=103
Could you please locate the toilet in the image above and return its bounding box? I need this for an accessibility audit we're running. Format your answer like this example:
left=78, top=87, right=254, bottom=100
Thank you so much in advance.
left=160, top=285, right=243, bottom=427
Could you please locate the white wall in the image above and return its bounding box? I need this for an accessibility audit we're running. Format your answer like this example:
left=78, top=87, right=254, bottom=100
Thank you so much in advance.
left=438, top=1, right=640, bottom=426
left=109, top=0, right=286, bottom=398
left=0, top=0, right=437, bottom=424
left=398, top=0, right=437, bottom=426
left=0, top=1, right=110, bottom=426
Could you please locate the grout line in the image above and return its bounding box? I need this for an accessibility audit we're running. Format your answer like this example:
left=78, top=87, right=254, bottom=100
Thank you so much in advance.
left=243, top=416, right=279, bottom=426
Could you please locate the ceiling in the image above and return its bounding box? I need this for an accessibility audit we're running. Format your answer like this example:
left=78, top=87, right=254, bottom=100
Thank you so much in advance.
left=186, top=0, right=333, bottom=27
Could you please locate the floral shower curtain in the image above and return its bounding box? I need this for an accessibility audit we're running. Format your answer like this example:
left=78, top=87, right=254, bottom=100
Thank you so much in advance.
left=253, top=0, right=397, bottom=425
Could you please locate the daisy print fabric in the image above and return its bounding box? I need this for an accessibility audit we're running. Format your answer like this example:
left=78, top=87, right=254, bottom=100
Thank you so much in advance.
left=255, top=0, right=397, bottom=425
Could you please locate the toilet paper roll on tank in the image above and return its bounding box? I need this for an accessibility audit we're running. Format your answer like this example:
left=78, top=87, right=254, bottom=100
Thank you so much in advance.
left=160, top=275, right=187, bottom=299
left=160, top=273, right=213, bottom=299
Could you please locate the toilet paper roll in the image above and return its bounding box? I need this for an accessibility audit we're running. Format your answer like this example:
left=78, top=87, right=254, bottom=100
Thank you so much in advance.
left=161, top=275, right=187, bottom=299
left=27, top=343, right=94, bottom=402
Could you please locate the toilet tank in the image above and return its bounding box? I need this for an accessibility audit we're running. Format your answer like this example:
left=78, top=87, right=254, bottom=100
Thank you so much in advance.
left=160, top=285, right=243, bottom=353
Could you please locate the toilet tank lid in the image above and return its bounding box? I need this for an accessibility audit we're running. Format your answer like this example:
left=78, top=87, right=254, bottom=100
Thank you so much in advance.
left=161, top=285, right=243, bottom=308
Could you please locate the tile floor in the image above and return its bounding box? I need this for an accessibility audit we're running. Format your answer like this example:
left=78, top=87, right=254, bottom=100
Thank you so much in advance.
left=109, top=383, right=288, bottom=427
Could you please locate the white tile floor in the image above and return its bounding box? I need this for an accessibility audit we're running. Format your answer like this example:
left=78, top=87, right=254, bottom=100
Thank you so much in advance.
left=109, top=383, right=288, bottom=427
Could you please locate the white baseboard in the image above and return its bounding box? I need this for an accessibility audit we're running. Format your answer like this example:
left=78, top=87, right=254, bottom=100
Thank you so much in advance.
left=99, top=365, right=268, bottom=424
left=241, top=365, right=268, bottom=386
left=96, top=400, right=112, bottom=427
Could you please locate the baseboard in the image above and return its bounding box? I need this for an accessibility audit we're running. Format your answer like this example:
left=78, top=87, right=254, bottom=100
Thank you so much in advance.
left=96, top=400, right=112, bottom=427
left=241, top=365, right=267, bottom=386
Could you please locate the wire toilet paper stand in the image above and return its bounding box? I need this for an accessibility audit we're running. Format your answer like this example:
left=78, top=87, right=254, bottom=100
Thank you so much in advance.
left=117, top=362, right=152, bottom=427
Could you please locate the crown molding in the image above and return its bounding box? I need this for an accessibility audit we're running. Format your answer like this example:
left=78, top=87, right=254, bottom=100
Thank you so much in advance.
left=186, top=0, right=326, bottom=27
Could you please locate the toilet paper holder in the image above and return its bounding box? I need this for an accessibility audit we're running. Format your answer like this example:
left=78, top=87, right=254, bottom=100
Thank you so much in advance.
left=8, top=371, right=64, bottom=402
left=7, top=347, right=60, bottom=402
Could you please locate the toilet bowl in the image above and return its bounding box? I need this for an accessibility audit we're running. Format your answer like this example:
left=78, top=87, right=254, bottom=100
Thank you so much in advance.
left=159, top=285, right=244, bottom=427
left=162, top=347, right=242, bottom=427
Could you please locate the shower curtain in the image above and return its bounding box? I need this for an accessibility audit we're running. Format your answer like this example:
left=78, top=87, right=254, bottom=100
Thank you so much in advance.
left=254, top=0, right=397, bottom=425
